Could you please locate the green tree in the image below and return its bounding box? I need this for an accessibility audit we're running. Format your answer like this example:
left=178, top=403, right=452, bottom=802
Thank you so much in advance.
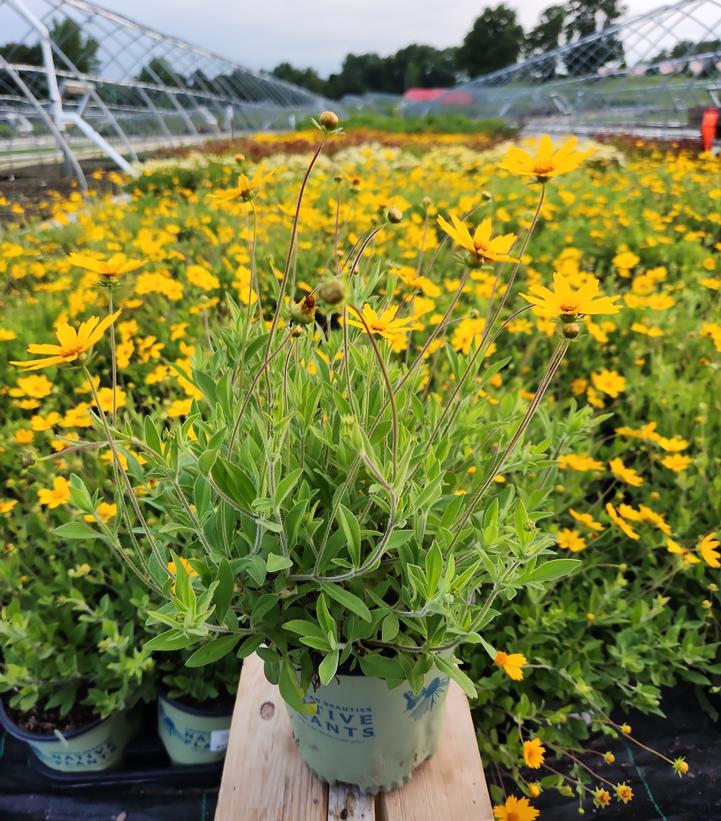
left=457, top=5, right=524, bottom=78
left=137, top=58, right=185, bottom=88
left=271, top=62, right=327, bottom=96
left=523, top=5, right=566, bottom=80
left=563, top=0, right=625, bottom=75
left=48, top=17, right=100, bottom=74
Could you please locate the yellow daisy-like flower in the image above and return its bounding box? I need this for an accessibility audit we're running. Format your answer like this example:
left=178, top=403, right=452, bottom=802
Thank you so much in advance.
left=69, top=252, right=146, bottom=280
left=493, top=794, right=539, bottom=821
left=38, top=476, right=71, bottom=509
left=346, top=304, right=414, bottom=342
left=666, top=538, right=701, bottom=565
left=499, top=135, right=594, bottom=182
left=521, top=272, right=620, bottom=320
left=606, top=502, right=640, bottom=541
left=661, top=454, right=692, bottom=472
left=167, top=556, right=198, bottom=578
left=437, top=214, right=519, bottom=265
left=615, top=783, right=633, bottom=804
left=698, top=533, right=720, bottom=568
left=11, top=311, right=121, bottom=371
left=207, top=168, right=274, bottom=205
left=494, top=650, right=528, bottom=681
left=557, top=528, right=587, bottom=552
left=569, top=508, right=604, bottom=531
left=609, top=457, right=644, bottom=488
left=84, top=501, right=118, bottom=524
left=523, top=738, right=546, bottom=769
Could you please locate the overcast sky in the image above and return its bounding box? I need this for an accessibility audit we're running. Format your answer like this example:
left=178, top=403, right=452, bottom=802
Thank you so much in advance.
left=80, top=0, right=663, bottom=75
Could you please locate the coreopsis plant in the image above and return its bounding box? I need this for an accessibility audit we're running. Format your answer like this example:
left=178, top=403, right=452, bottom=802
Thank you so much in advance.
left=0, top=560, right=154, bottom=722
left=41, top=122, right=620, bottom=722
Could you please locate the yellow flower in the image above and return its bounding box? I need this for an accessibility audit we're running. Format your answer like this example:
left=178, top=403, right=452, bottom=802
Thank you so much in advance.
left=557, top=528, right=587, bottom=552
left=569, top=508, right=603, bottom=531
left=167, top=556, right=198, bottom=578
left=609, top=458, right=643, bottom=487
left=11, top=311, right=121, bottom=371
left=699, top=533, right=720, bottom=568
left=437, top=214, right=519, bottom=265
left=522, top=272, right=619, bottom=319
left=207, top=168, right=274, bottom=205
left=0, top=328, right=17, bottom=341
left=606, top=503, right=640, bottom=541
left=499, top=135, right=593, bottom=182
left=593, top=788, right=612, bottom=808
left=69, top=252, right=145, bottom=280
left=523, top=738, right=546, bottom=769
left=346, top=304, right=414, bottom=342
left=612, top=251, right=640, bottom=270
left=615, top=783, right=633, bottom=804
left=666, top=538, right=701, bottom=565
left=0, top=499, right=18, bottom=515
left=661, top=454, right=691, bottom=472
left=591, top=369, right=626, bottom=398
left=9, top=374, right=54, bottom=400
left=493, top=795, right=539, bottom=821
left=95, top=387, right=127, bottom=414
left=84, top=501, right=117, bottom=524
left=38, top=476, right=71, bottom=509
left=186, top=264, right=220, bottom=291
left=558, top=453, right=603, bottom=471
left=14, top=429, right=34, bottom=444
left=494, top=650, right=527, bottom=681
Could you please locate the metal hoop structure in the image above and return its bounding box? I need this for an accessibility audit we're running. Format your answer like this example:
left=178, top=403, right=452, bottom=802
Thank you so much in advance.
left=0, top=0, right=330, bottom=187
left=417, top=0, right=721, bottom=138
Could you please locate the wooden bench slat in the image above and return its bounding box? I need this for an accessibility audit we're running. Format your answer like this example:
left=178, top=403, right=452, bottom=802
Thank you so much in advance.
left=328, top=785, right=375, bottom=820
left=215, top=654, right=328, bottom=820
left=216, top=654, right=494, bottom=821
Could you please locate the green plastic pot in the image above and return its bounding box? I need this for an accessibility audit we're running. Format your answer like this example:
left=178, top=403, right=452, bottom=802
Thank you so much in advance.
left=0, top=700, right=137, bottom=773
left=157, top=693, right=233, bottom=765
left=286, top=668, right=450, bottom=793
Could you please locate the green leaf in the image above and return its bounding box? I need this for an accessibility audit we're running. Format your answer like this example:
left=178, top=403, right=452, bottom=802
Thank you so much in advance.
left=318, top=650, right=339, bottom=685
left=381, top=613, right=400, bottom=643
left=213, top=558, right=234, bottom=622
left=425, top=542, right=443, bottom=599
left=522, top=559, right=582, bottom=584
left=278, top=660, right=314, bottom=715
left=53, top=522, right=100, bottom=541
left=185, top=634, right=240, bottom=667
left=434, top=655, right=476, bottom=698
left=236, top=635, right=263, bottom=659
left=320, top=583, right=371, bottom=623
left=143, top=416, right=163, bottom=455
left=336, top=504, right=362, bottom=567
left=267, top=553, right=293, bottom=572
left=274, top=468, right=303, bottom=509
left=144, top=630, right=196, bottom=652
left=198, top=448, right=218, bottom=475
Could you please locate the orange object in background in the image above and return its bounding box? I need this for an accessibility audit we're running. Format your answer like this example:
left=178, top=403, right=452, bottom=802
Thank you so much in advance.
left=702, top=107, right=719, bottom=152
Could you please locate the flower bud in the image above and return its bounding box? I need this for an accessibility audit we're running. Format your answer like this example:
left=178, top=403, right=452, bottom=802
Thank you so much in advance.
left=319, top=110, right=339, bottom=129
left=234, top=153, right=245, bottom=163
left=387, top=206, right=403, bottom=224
left=562, top=322, right=581, bottom=339
left=481, top=190, right=493, bottom=201
left=289, top=293, right=317, bottom=325
left=318, top=277, right=345, bottom=306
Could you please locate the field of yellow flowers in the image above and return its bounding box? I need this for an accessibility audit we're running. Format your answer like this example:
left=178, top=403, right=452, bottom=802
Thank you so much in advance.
left=1, top=127, right=720, bottom=815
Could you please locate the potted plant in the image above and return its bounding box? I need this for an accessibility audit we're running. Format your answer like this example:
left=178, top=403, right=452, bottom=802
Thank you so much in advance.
left=15, top=117, right=618, bottom=791
left=0, top=581, right=154, bottom=772
left=154, top=647, right=240, bottom=765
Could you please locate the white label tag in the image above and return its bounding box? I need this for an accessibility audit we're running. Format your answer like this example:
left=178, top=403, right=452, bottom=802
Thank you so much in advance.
left=210, top=729, right=230, bottom=752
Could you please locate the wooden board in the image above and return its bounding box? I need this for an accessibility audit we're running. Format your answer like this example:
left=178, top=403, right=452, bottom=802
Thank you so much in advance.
left=215, top=654, right=493, bottom=821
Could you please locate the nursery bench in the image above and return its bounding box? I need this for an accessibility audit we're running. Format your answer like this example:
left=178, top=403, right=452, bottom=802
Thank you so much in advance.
left=215, top=654, right=494, bottom=820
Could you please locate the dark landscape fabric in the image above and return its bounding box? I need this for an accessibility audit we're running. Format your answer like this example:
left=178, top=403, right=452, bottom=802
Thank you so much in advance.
left=1, top=687, right=720, bottom=819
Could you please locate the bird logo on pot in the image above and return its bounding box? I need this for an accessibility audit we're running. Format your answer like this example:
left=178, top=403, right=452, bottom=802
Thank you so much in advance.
left=403, top=677, right=448, bottom=721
